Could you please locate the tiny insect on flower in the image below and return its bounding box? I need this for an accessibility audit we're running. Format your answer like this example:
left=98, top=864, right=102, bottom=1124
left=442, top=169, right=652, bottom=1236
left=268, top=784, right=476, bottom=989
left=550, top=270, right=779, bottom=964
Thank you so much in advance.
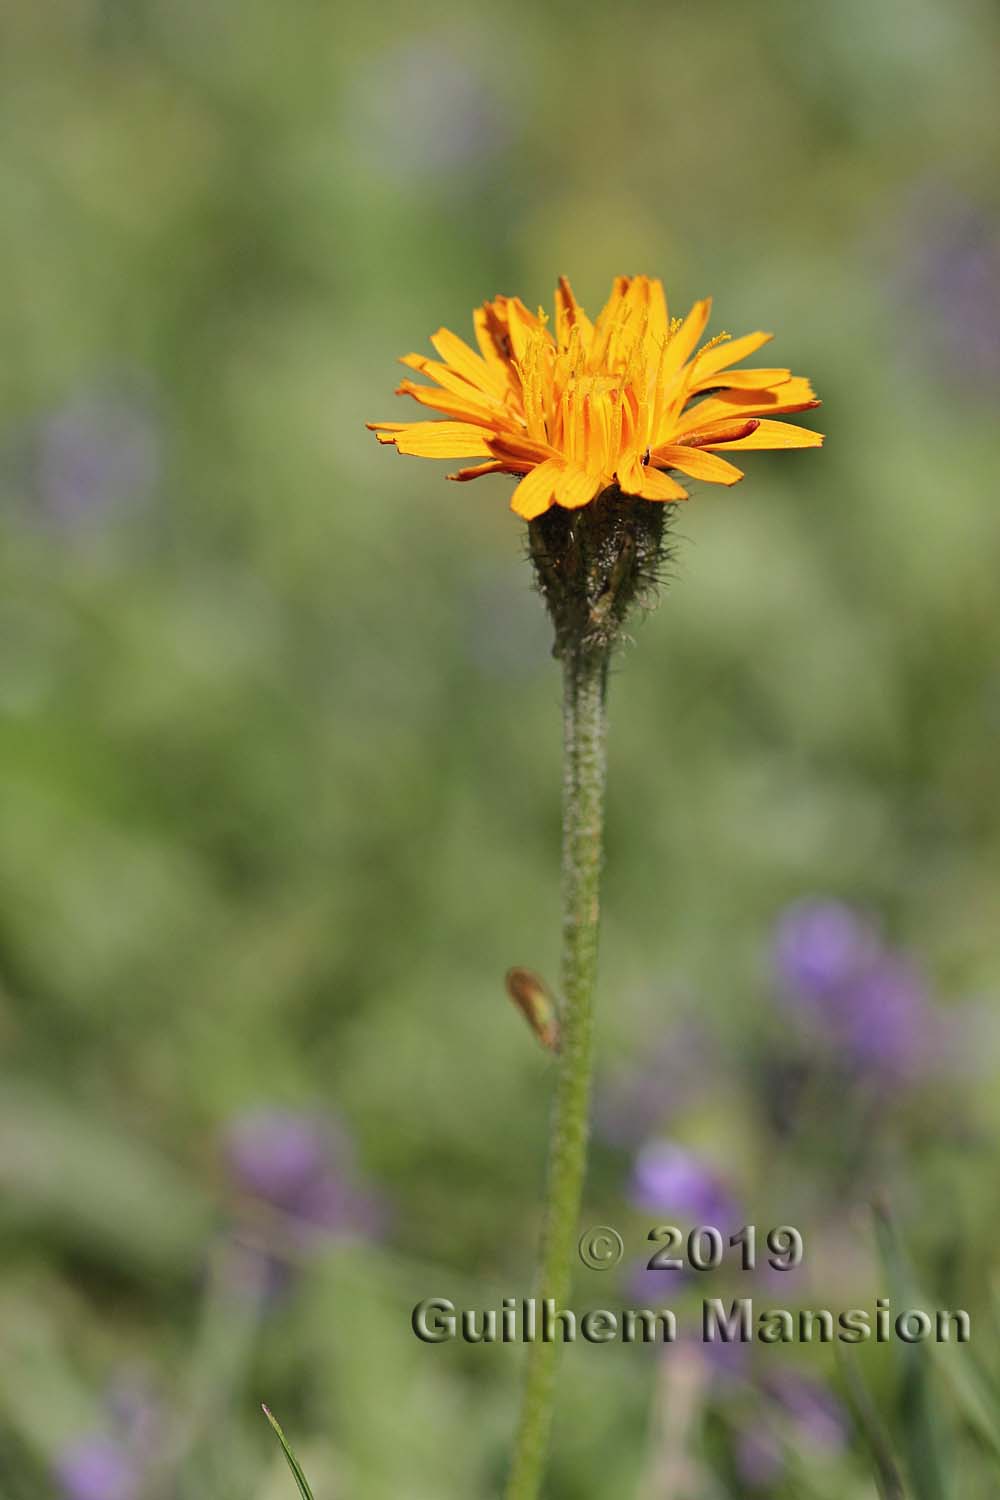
left=368, top=275, right=822, bottom=518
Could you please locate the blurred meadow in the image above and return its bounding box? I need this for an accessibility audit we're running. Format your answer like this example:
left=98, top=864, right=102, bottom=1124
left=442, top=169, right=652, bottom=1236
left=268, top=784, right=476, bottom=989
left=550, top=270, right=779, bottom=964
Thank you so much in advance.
left=2, top=0, right=1000, bottom=1496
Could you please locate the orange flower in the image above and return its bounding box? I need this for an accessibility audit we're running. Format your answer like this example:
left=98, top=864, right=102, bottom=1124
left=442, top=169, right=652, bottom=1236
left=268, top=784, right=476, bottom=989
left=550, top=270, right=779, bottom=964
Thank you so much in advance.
left=368, top=275, right=822, bottom=520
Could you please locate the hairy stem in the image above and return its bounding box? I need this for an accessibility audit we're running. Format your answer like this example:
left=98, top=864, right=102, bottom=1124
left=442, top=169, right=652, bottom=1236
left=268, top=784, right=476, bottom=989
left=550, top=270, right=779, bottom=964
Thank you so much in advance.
left=505, top=642, right=610, bottom=1500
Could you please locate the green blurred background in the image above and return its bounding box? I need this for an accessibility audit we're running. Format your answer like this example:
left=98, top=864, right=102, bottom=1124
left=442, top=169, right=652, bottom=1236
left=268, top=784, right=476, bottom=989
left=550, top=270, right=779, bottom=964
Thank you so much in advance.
left=2, top=1, right=999, bottom=1496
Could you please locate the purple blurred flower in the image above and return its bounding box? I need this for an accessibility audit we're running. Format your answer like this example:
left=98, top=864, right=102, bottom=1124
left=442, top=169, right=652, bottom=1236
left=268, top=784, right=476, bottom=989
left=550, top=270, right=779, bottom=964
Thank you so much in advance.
left=735, top=1426, right=783, bottom=1489
left=54, top=1437, right=138, bottom=1500
left=773, top=900, right=878, bottom=1005
left=766, top=1371, right=849, bottom=1453
left=292, top=1168, right=386, bottom=1238
left=694, top=1330, right=750, bottom=1385
left=890, top=183, right=1000, bottom=387
left=734, top=1374, right=847, bottom=1489
left=222, top=1109, right=385, bottom=1246
left=224, top=1111, right=332, bottom=1210
left=33, top=384, right=160, bottom=526
left=628, top=1256, right=685, bottom=1303
left=841, top=956, right=930, bottom=1077
left=630, top=1142, right=740, bottom=1231
left=773, top=899, right=933, bottom=1080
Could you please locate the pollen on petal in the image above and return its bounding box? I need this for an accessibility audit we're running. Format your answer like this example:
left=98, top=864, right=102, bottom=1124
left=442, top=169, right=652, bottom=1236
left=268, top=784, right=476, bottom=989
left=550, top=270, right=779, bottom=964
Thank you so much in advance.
left=694, top=330, right=773, bottom=378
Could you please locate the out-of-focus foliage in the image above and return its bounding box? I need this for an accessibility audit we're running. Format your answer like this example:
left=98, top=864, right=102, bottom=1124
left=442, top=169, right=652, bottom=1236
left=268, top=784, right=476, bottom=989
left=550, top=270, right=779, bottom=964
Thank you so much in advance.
left=1, top=1, right=999, bottom=1496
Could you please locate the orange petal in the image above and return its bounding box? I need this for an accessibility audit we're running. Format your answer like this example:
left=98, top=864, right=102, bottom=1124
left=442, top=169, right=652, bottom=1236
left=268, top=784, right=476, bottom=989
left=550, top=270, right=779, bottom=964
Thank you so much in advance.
left=506, top=297, right=550, bottom=363
left=394, top=379, right=498, bottom=424
left=690, top=367, right=791, bottom=394
left=399, top=353, right=500, bottom=402
left=681, top=418, right=761, bottom=449
left=618, top=458, right=689, bottom=502
left=638, top=468, right=690, bottom=502
left=488, top=432, right=560, bottom=466
left=370, top=420, right=495, bottom=458
left=695, top=330, right=773, bottom=379
left=661, top=298, right=713, bottom=379
left=473, top=304, right=513, bottom=378
left=675, top=379, right=819, bottom=432
left=429, top=327, right=498, bottom=391
left=554, top=465, right=601, bottom=510
left=704, top=419, right=824, bottom=451
left=510, top=459, right=564, bottom=519
left=645, top=277, right=670, bottom=347
left=448, top=460, right=526, bottom=481
left=651, top=444, right=745, bottom=485
left=587, top=276, right=631, bottom=369
left=554, top=276, right=594, bottom=349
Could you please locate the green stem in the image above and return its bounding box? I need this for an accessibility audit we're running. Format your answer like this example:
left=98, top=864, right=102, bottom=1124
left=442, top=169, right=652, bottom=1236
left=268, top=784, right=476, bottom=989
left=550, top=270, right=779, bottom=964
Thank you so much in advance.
left=505, top=642, right=610, bottom=1500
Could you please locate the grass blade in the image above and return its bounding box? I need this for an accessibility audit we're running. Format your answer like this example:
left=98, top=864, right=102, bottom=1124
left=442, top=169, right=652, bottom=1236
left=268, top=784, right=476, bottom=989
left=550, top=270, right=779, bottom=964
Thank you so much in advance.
left=262, top=1405, right=316, bottom=1500
left=838, top=1349, right=908, bottom=1500
left=930, top=1342, right=1000, bottom=1464
left=873, top=1199, right=949, bottom=1500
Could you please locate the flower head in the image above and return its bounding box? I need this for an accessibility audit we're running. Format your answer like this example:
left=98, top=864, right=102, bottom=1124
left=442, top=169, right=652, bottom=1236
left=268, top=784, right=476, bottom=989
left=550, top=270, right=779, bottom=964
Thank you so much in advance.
left=630, top=1141, right=740, bottom=1230
left=222, top=1108, right=386, bottom=1243
left=773, top=899, right=880, bottom=1004
left=369, top=275, right=822, bottom=519
left=223, top=1109, right=331, bottom=1210
left=773, top=900, right=934, bottom=1082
